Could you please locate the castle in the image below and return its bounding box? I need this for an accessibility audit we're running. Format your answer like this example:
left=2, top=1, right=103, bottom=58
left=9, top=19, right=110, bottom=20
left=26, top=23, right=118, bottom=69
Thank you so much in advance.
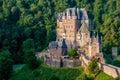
left=48, top=8, right=103, bottom=61
left=39, top=8, right=120, bottom=78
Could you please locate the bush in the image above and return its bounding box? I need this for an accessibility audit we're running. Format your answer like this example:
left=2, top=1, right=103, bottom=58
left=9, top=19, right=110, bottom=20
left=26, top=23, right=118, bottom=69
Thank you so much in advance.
left=24, top=49, right=39, bottom=69
left=88, top=58, right=99, bottom=75
left=50, top=75, right=59, bottom=80
left=68, top=48, right=78, bottom=57
left=81, top=73, right=88, bottom=80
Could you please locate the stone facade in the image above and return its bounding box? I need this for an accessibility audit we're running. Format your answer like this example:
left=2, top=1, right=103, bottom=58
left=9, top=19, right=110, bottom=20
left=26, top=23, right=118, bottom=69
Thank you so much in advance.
left=44, top=56, right=81, bottom=68
left=46, top=8, right=104, bottom=69
left=56, top=8, right=103, bottom=59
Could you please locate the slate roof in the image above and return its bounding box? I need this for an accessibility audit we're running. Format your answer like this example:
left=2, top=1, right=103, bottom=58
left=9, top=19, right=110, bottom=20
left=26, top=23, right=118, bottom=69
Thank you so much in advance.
left=96, top=33, right=102, bottom=44
left=60, top=39, right=67, bottom=48
left=90, top=31, right=95, bottom=38
left=49, top=39, right=67, bottom=48
left=57, top=8, right=88, bottom=21
left=49, top=41, right=58, bottom=48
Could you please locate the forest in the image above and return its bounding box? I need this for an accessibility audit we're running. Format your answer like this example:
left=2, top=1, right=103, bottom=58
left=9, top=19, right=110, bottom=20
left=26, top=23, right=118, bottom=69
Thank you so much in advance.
left=0, top=0, right=120, bottom=80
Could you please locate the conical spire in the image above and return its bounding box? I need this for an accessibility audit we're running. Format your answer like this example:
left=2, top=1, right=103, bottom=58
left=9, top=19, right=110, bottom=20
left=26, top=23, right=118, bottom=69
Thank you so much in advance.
left=72, top=8, right=76, bottom=16
left=67, top=9, right=70, bottom=16
left=90, top=31, right=95, bottom=38
left=61, top=39, right=67, bottom=48
left=96, top=32, right=100, bottom=43
left=77, top=8, right=80, bottom=19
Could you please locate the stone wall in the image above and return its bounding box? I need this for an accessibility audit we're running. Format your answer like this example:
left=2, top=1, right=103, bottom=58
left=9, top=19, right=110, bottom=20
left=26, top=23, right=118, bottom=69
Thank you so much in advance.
left=102, top=63, right=120, bottom=78
left=62, top=59, right=81, bottom=67
left=38, top=51, right=120, bottom=78
left=44, top=56, right=81, bottom=68
left=80, top=54, right=120, bottom=78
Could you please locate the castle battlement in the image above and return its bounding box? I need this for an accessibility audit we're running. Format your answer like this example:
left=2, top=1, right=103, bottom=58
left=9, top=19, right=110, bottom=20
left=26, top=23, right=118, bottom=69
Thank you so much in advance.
left=57, top=8, right=88, bottom=21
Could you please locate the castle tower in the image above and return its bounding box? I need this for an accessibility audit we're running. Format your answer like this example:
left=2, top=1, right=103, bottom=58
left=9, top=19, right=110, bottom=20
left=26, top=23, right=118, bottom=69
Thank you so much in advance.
left=88, top=32, right=103, bottom=58
left=96, top=33, right=100, bottom=53
left=57, top=8, right=89, bottom=49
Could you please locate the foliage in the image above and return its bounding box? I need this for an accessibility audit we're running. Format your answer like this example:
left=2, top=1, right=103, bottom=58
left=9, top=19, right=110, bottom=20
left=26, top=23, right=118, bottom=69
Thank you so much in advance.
left=113, top=55, right=120, bottom=67
left=77, top=73, right=88, bottom=80
left=22, top=38, right=35, bottom=52
left=96, top=72, right=115, bottom=80
left=0, top=0, right=119, bottom=64
left=103, top=53, right=120, bottom=67
left=50, top=75, right=60, bottom=80
left=9, top=64, right=82, bottom=80
left=10, top=63, right=117, bottom=80
left=0, top=0, right=120, bottom=79
left=68, top=48, right=78, bottom=57
left=0, top=50, right=13, bottom=80
left=24, top=49, right=39, bottom=70
left=13, top=64, right=25, bottom=72
left=88, top=58, right=99, bottom=75
left=116, top=76, right=120, bottom=80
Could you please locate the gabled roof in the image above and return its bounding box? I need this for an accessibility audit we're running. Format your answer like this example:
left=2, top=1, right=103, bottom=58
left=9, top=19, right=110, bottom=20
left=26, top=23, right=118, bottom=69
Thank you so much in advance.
left=49, top=41, right=58, bottom=48
left=80, top=21, right=89, bottom=33
left=49, top=39, right=67, bottom=49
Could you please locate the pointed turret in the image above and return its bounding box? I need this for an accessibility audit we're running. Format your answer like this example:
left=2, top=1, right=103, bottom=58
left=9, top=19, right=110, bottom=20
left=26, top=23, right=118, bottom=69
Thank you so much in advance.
left=90, top=31, right=95, bottom=38
left=66, top=9, right=70, bottom=16
left=61, top=39, right=67, bottom=48
left=72, top=8, right=76, bottom=16
left=63, top=12, right=66, bottom=16
left=77, top=8, right=80, bottom=19
left=96, top=32, right=100, bottom=43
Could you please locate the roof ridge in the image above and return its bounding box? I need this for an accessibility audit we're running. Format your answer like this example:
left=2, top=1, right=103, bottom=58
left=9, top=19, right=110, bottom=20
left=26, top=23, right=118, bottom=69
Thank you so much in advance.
left=80, top=21, right=89, bottom=33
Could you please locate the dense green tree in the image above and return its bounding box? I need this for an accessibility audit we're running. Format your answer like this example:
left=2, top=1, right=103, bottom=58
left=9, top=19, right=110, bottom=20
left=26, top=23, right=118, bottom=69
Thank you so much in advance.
left=11, top=6, right=20, bottom=21
left=22, top=38, right=35, bottom=52
left=0, top=50, right=13, bottom=80
left=88, top=58, right=99, bottom=75
left=81, top=73, right=88, bottom=80
left=50, top=75, right=59, bottom=80
left=2, top=39, right=10, bottom=50
left=24, top=49, right=39, bottom=70
left=93, top=0, right=104, bottom=30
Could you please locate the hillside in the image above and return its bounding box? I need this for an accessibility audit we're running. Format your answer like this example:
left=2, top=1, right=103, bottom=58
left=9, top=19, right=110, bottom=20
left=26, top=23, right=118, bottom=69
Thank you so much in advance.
left=10, top=64, right=115, bottom=80
left=0, top=0, right=120, bottom=80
